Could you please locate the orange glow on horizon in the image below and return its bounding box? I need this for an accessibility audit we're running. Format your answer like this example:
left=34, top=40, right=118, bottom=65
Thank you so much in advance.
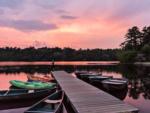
left=0, top=0, right=149, bottom=49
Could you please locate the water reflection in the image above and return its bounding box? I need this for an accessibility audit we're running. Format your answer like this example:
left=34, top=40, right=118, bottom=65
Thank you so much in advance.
left=0, top=65, right=52, bottom=90
left=74, top=73, right=128, bottom=100
left=0, top=65, right=51, bottom=74
left=120, top=65, right=150, bottom=101
left=0, top=63, right=150, bottom=113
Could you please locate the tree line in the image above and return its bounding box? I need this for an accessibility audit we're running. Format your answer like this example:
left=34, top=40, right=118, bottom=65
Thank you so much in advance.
left=0, top=47, right=120, bottom=61
left=0, top=26, right=149, bottom=62
left=119, top=26, right=150, bottom=62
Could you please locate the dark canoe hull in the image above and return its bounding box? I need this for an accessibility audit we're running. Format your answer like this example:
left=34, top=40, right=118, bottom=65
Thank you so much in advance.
left=77, top=74, right=101, bottom=82
left=0, top=98, right=42, bottom=110
left=74, top=71, right=89, bottom=76
left=102, top=78, right=128, bottom=91
left=107, top=87, right=128, bottom=100
left=0, top=88, right=56, bottom=102
left=24, top=90, right=64, bottom=113
left=102, top=82, right=127, bottom=91
left=89, top=76, right=112, bottom=87
left=89, top=77, right=112, bottom=82
left=79, top=75, right=93, bottom=82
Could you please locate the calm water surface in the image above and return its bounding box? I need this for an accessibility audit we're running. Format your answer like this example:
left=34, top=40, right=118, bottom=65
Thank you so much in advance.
left=0, top=61, right=149, bottom=113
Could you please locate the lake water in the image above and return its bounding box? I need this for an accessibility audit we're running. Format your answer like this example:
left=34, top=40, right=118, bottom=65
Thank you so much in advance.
left=0, top=61, right=149, bottom=113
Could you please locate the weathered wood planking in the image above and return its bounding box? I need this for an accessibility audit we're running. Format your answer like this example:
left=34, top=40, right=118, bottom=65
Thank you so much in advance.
left=52, top=71, right=138, bottom=113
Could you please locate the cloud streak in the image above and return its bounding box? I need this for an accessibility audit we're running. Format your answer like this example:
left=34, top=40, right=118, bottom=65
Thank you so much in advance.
left=0, top=0, right=23, bottom=8
left=0, top=19, right=58, bottom=32
left=60, top=15, right=77, bottom=20
left=0, top=0, right=150, bottom=48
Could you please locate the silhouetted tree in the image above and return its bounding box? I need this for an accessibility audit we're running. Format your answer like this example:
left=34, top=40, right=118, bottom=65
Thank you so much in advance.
left=119, top=26, right=150, bottom=62
left=142, top=26, right=150, bottom=46
left=121, top=26, right=142, bottom=50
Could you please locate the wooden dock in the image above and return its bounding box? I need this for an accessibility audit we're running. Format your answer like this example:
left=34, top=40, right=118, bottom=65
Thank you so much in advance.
left=52, top=71, right=138, bottom=113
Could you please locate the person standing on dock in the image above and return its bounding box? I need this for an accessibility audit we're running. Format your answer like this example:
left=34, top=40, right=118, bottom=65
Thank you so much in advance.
left=51, top=59, right=55, bottom=70
left=52, top=59, right=55, bottom=66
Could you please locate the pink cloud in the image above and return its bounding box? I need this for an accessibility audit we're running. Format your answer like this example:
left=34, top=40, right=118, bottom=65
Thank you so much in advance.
left=0, top=0, right=150, bottom=49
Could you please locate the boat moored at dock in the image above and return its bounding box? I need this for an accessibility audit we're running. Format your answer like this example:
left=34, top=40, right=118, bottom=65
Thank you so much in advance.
left=10, top=80, right=56, bottom=90
left=0, top=88, right=56, bottom=102
left=102, top=78, right=128, bottom=91
left=24, top=90, right=64, bottom=113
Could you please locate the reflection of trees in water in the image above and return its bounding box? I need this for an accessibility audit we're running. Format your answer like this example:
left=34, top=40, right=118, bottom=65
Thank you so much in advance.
left=77, top=75, right=128, bottom=100
left=71, top=64, right=150, bottom=100
left=0, top=64, right=150, bottom=100
left=0, top=65, right=121, bottom=74
left=120, top=64, right=150, bottom=100
left=143, top=88, right=150, bottom=99
left=0, top=65, right=51, bottom=74
left=128, top=79, right=143, bottom=99
left=63, top=65, right=120, bottom=73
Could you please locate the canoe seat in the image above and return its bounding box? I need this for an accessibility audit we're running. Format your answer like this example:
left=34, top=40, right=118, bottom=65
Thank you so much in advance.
left=44, top=99, right=61, bottom=104
left=4, top=91, right=9, bottom=96
left=28, top=90, right=34, bottom=93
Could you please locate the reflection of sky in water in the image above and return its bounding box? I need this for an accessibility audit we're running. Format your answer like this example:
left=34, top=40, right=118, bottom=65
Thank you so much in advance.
left=0, top=73, right=27, bottom=90
left=0, top=61, right=119, bottom=66
left=101, top=71, right=150, bottom=113
left=125, top=93, right=150, bottom=113
left=0, top=62, right=149, bottom=113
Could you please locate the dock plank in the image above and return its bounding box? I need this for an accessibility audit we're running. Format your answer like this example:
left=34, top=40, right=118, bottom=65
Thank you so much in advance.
left=52, top=71, right=138, bottom=113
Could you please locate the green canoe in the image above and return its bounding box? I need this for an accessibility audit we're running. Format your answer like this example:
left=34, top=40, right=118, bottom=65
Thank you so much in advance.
left=10, top=80, right=56, bottom=90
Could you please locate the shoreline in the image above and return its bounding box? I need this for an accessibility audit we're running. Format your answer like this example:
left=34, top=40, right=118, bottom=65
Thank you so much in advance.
left=135, top=62, right=150, bottom=66
left=0, top=61, right=119, bottom=66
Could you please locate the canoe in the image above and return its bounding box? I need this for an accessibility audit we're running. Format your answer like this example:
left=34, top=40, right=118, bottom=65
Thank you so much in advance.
left=0, top=88, right=56, bottom=102
left=74, top=71, right=89, bottom=76
left=76, top=73, right=102, bottom=82
left=88, top=76, right=112, bottom=88
left=89, top=76, right=112, bottom=82
left=78, top=73, right=96, bottom=81
left=27, top=74, right=55, bottom=82
left=10, top=80, right=56, bottom=90
left=102, top=78, right=128, bottom=90
left=80, top=73, right=102, bottom=77
left=24, top=90, right=64, bottom=113
left=0, top=98, right=41, bottom=110
left=0, top=88, right=56, bottom=110
left=75, top=71, right=101, bottom=76
left=108, top=78, right=128, bottom=83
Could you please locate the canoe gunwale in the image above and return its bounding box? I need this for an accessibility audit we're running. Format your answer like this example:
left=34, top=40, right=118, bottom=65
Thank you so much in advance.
left=10, top=80, right=56, bottom=90
left=24, top=90, right=64, bottom=113
left=0, top=88, right=56, bottom=102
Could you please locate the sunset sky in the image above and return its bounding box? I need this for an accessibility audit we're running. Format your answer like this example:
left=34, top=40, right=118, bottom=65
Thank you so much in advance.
left=0, top=0, right=150, bottom=49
